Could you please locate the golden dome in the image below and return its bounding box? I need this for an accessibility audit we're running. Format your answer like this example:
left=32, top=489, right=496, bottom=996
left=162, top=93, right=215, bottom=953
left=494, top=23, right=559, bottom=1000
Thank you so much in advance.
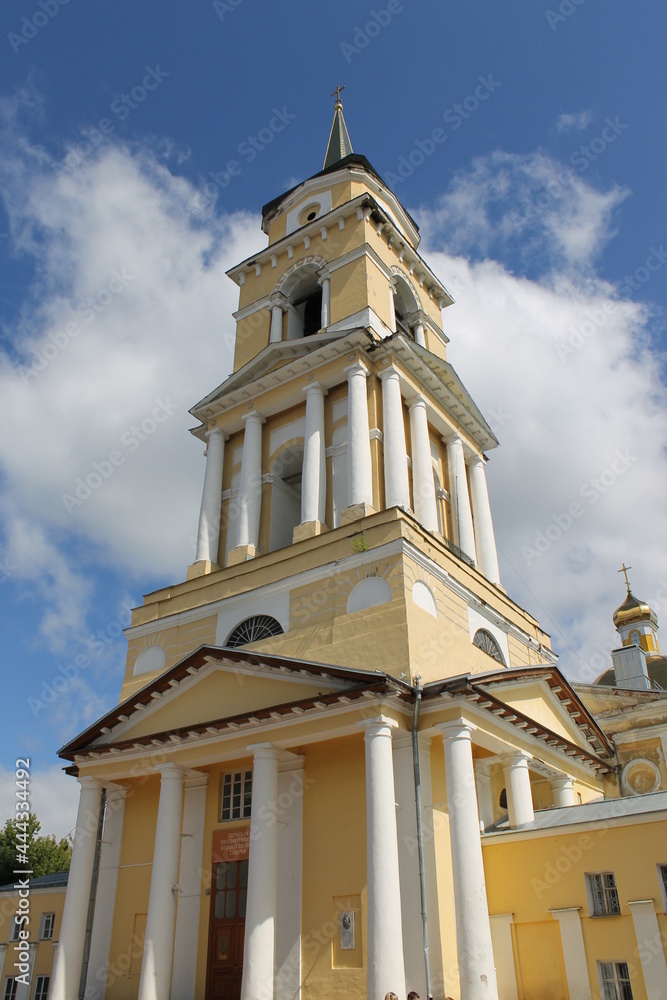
left=612, top=590, right=658, bottom=628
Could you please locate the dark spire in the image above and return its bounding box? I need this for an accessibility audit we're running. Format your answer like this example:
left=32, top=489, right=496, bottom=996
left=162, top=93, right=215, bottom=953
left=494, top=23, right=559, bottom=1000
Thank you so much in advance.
left=323, top=86, right=353, bottom=169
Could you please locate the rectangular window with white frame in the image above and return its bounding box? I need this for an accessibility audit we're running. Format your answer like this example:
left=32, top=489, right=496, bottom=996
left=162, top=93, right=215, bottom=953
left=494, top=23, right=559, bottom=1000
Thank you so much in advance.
left=598, top=961, right=633, bottom=1000
left=220, top=770, right=252, bottom=822
left=39, top=912, right=55, bottom=940
left=658, top=863, right=667, bottom=911
left=32, top=976, right=49, bottom=1000
left=9, top=918, right=20, bottom=943
left=586, top=871, right=621, bottom=916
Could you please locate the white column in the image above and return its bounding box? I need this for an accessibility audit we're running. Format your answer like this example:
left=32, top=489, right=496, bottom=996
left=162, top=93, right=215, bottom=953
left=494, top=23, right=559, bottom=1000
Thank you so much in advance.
left=275, top=758, right=304, bottom=1000
left=551, top=775, right=576, bottom=808
left=628, top=899, right=667, bottom=999
left=474, top=760, right=495, bottom=832
left=170, top=773, right=209, bottom=1000
left=468, top=456, right=500, bottom=584
left=269, top=296, right=285, bottom=343
left=301, top=383, right=327, bottom=526
left=51, top=777, right=103, bottom=1000
left=408, top=396, right=438, bottom=531
left=85, top=785, right=127, bottom=994
left=194, top=427, right=226, bottom=564
left=319, top=273, right=331, bottom=328
left=241, top=745, right=279, bottom=1000
left=236, top=411, right=264, bottom=553
left=345, top=362, right=373, bottom=508
left=489, top=914, right=518, bottom=1000
left=551, top=908, right=592, bottom=1000
left=393, top=734, right=443, bottom=1000
left=362, top=718, right=406, bottom=1000
left=380, top=366, right=410, bottom=511
left=502, top=752, right=534, bottom=828
left=389, top=282, right=397, bottom=332
left=447, top=436, right=477, bottom=564
left=413, top=322, right=426, bottom=347
left=438, top=721, right=498, bottom=1000
left=137, top=764, right=185, bottom=1000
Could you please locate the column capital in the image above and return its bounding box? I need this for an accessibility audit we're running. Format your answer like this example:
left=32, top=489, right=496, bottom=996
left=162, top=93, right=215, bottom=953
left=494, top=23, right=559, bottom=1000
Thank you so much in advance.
left=378, top=361, right=402, bottom=382
left=242, top=408, right=265, bottom=425
left=247, top=742, right=280, bottom=761
left=436, top=718, right=476, bottom=743
left=268, top=290, right=288, bottom=309
left=502, top=750, right=532, bottom=767
left=550, top=774, right=574, bottom=788
left=467, top=451, right=486, bottom=469
left=104, top=782, right=129, bottom=800
left=317, top=269, right=331, bottom=284
left=302, top=380, right=327, bottom=398
left=344, top=359, right=369, bottom=378
left=407, top=393, right=427, bottom=412
left=77, top=775, right=103, bottom=792
left=155, top=762, right=186, bottom=781
left=205, top=425, right=227, bottom=442
left=357, top=715, right=399, bottom=738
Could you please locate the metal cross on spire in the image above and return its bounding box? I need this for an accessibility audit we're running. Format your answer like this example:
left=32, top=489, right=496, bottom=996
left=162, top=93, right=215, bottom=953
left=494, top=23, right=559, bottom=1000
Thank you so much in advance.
left=618, top=562, right=633, bottom=592
left=331, top=84, right=346, bottom=105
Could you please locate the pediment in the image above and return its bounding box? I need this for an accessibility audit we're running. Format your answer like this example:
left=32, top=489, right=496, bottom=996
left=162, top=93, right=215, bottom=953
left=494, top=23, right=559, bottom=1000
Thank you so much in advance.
left=106, top=663, right=341, bottom=744
left=478, top=674, right=606, bottom=754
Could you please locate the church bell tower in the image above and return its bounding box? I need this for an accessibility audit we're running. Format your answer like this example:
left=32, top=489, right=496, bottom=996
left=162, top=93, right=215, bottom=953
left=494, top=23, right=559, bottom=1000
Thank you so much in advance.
left=118, top=95, right=555, bottom=706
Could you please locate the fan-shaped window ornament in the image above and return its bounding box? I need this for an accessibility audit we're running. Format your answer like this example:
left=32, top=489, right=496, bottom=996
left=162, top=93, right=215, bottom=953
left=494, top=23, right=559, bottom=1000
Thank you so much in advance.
left=473, top=628, right=506, bottom=665
left=225, top=615, right=284, bottom=649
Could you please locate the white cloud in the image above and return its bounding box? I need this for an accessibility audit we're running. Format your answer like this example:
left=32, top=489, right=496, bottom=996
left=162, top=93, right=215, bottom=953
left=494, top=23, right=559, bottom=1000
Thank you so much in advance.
left=556, top=110, right=593, bottom=132
left=420, top=150, right=628, bottom=272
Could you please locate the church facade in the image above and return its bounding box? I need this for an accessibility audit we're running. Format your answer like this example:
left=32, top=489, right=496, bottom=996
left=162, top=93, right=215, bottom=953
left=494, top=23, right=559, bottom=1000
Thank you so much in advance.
left=30, top=99, right=667, bottom=1000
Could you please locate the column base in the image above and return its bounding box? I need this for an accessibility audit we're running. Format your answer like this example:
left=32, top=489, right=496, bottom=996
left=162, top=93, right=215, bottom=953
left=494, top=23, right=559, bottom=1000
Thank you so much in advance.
left=186, top=559, right=220, bottom=580
left=227, top=544, right=259, bottom=567
left=341, top=502, right=376, bottom=525
left=292, top=520, right=328, bottom=543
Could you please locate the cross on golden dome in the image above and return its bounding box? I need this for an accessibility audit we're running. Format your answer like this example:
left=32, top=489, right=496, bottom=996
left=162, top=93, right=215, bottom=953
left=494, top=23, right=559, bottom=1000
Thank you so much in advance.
left=331, top=84, right=346, bottom=106
left=618, top=562, right=632, bottom=593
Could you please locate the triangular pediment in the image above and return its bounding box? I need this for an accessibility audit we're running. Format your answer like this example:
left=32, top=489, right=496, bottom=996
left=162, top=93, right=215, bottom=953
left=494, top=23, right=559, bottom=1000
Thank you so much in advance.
left=59, top=646, right=385, bottom=760
left=106, top=664, right=343, bottom=744
left=473, top=669, right=611, bottom=757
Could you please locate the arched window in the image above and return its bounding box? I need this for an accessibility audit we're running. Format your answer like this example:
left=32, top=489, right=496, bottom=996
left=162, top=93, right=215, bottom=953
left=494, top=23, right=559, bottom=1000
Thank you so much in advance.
left=473, top=628, right=506, bottom=665
left=280, top=264, right=325, bottom=340
left=393, top=274, right=420, bottom=337
left=225, top=615, right=284, bottom=648
left=629, top=629, right=641, bottom=645
left=499, top=788, right=507, bottom=810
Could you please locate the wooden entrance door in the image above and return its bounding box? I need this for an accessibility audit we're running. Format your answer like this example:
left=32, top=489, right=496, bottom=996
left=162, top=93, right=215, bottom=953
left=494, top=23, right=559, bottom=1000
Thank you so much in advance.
left=206, top=859, right=248, bottom=1000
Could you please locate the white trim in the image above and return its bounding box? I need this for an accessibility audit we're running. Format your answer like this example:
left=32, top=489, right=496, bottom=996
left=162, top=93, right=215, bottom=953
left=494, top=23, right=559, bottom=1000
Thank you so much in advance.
left=275, top=761, right=303, bottom=1000
left=550, top=908, right=592, bottom=1000
left=170, top=776, right=208, bottom=1000
left=489, top=913, right=518, bottom=1000
left=627, top=899, right=667, bottom=999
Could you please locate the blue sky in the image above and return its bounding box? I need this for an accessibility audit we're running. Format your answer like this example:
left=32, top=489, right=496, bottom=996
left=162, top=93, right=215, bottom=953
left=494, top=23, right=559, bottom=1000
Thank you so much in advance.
left=0, top=0, right=665, bottom=836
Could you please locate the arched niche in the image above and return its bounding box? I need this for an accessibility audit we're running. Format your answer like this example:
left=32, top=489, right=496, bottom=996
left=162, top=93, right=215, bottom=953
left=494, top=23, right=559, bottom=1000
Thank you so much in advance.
left=347, top=576, right=392, bottom=615
left=392, top=272, right=421, bottom=336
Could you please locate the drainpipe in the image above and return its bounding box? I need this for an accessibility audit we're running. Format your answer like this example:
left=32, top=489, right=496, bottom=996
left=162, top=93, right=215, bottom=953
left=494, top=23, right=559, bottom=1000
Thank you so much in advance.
left=412, top=678, right=433, bottom=1000
left=78, top=788, right=106, bottom=999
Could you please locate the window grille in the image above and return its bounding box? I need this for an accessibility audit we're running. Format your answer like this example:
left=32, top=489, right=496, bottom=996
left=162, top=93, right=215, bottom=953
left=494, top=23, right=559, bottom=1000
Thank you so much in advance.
left=225, top=615, right=283, bottom=648
left=220, top=770, right=253, bottom=822
left=587, top=872, right=621, bottom=916
left=473, top=628, right=506, bottom=664
left=598, top=961, right=633, bottom=1000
